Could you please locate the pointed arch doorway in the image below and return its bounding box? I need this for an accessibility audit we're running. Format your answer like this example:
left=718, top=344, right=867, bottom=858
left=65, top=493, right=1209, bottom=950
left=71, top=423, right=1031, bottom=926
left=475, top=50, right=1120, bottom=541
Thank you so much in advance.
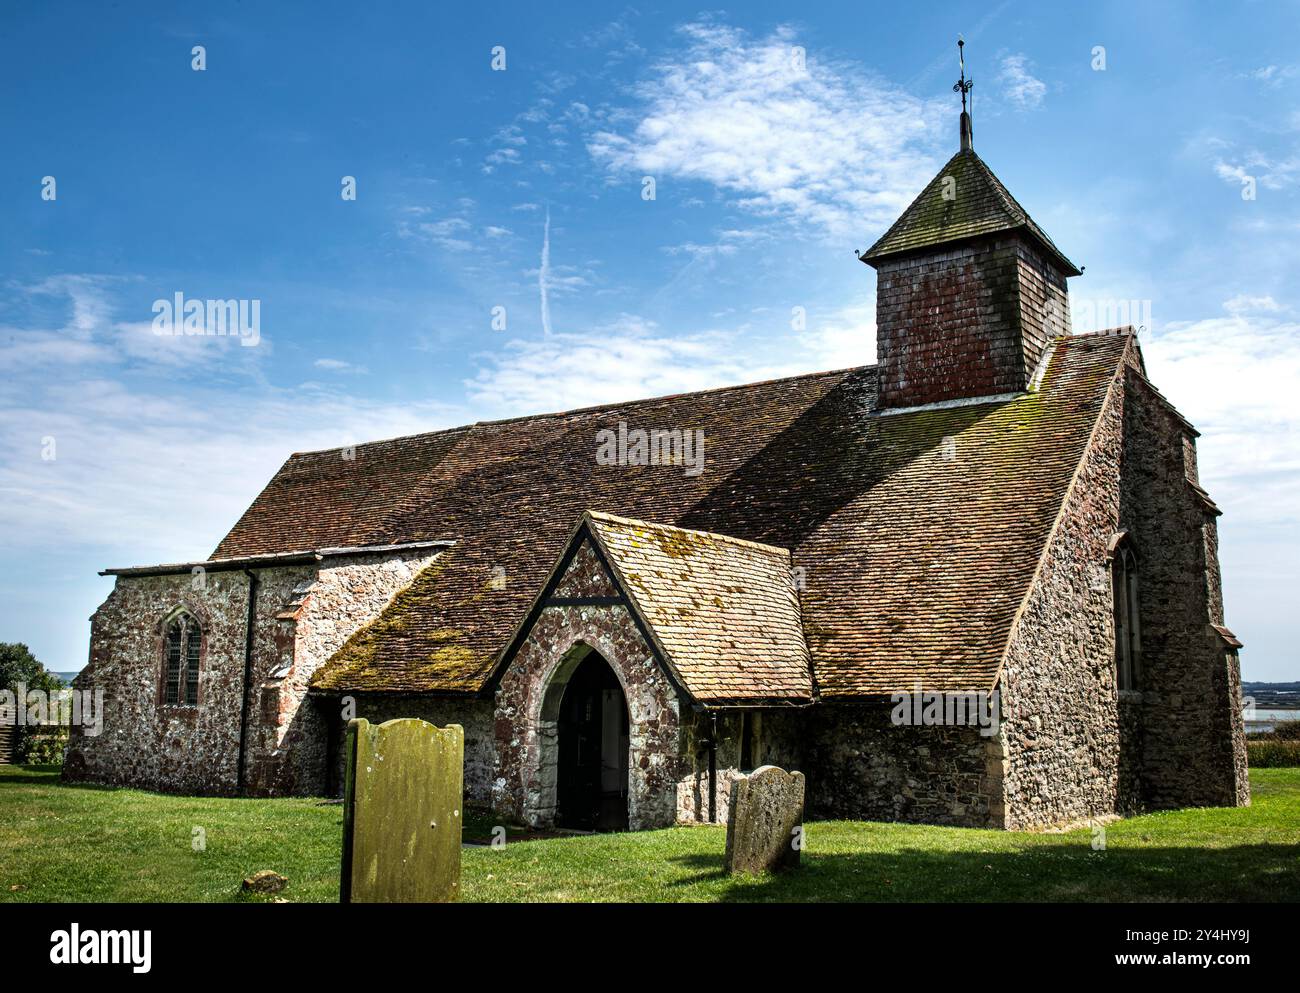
left=552, top=649, right=630, bottom=831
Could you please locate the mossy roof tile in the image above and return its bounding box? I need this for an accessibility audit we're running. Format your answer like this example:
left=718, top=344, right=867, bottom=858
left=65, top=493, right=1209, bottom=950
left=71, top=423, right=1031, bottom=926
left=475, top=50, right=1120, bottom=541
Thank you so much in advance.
left=862, top=148, right=1080, bottom=276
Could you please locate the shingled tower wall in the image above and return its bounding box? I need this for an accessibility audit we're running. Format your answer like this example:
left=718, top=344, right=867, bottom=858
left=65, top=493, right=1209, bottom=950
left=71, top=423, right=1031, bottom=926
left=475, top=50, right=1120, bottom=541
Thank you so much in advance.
left=862, top=134, right=1081, bottom=410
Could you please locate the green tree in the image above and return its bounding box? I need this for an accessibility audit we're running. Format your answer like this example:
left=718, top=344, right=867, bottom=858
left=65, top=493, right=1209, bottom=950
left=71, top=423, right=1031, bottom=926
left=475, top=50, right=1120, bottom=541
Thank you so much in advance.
left=0, top=642, right=61, bottom=695
left=1, top=643, right=65, bottom=765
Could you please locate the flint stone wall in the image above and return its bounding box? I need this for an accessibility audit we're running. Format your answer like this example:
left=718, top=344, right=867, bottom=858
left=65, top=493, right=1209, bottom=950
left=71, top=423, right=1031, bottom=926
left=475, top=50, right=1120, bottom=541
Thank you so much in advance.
left=806, top=700, right=1005, bottom=826
left=999, top=361, right=1133, bottom=828
left=329, top=693, right=495, bottom=808
left=249, top=549, right=440, bottom=795
left=65, top=549, right=440, bottom=797
left=64, top=565, right=310, bottom=794
left=676, top=708, right=806, bottom=824
left=1120, top=366, right=1249, bottom=809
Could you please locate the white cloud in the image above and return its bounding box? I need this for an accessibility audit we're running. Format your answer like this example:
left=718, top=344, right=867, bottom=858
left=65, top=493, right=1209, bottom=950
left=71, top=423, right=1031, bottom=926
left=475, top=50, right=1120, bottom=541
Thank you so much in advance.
left=1223, top=294, right=1281, bottom=315
left=1143, top=307, right=1300, bottom=529
left=539, top=207, right=553, bottom=336
left=398, top=214, right=476, bottom=252
left=465, top=300, right=875, bottom=417
left=0, top=277, right=461, bottom=560
left=587, top=21, right=943, bottom=240
left=1244, top=65, right=1299, bottom=87
left=998, top=53, right=1046, bottom=111
left=796, top=299, right=877, bottom=369
left=313, top=357, right=368, bottom=374
left=1, top=276, right=261, bottom=371
left=1213, top=148, right=1300, bottom=191
left=0, top=376, right=462, bottom=563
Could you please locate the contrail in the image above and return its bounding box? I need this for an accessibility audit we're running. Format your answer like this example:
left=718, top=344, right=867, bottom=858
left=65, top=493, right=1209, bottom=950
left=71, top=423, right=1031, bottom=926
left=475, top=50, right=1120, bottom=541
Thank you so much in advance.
left=539, top=206, right=552, bottom=337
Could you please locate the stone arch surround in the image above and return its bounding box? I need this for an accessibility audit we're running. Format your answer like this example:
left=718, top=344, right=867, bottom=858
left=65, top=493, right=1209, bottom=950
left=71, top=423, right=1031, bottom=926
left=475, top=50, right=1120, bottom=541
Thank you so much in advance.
left=492, top=606, right=683, bottom=830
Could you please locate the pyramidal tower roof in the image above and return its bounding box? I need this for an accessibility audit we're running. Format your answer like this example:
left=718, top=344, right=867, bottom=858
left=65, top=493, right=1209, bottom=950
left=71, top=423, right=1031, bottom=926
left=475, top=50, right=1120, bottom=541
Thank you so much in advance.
left=861, top=146, right=1081, bottom=276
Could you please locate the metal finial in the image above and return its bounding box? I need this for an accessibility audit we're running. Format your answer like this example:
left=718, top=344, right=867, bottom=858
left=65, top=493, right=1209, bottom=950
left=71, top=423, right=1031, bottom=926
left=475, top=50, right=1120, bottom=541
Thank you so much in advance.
left=953, top=37, right=972, bottom=112
left=953, top=36, right=973, bottom=151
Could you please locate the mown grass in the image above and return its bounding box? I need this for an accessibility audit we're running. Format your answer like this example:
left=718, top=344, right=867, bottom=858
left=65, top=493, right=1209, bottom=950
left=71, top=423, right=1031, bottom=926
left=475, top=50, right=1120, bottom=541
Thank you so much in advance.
left=2, top=765, right=1298, bottom=903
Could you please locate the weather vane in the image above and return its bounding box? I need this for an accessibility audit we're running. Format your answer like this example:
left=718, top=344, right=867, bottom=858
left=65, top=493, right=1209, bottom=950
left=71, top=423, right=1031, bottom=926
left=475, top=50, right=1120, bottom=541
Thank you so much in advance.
left=953, top=36, right=972, bottom=114
left=953, top=36, right=974, bottom=150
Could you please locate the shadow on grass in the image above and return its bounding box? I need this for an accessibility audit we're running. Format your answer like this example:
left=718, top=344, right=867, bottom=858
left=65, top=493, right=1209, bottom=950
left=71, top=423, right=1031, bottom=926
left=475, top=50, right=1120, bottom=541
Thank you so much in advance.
left=665, top=843, right=1300, bottom=902
left=0, top=766, right=75, bottom=785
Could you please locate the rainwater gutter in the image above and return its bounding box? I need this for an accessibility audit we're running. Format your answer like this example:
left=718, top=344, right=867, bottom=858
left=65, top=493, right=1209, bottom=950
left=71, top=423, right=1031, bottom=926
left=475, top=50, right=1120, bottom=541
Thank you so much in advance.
left=235, top=568, right=259, bottom=795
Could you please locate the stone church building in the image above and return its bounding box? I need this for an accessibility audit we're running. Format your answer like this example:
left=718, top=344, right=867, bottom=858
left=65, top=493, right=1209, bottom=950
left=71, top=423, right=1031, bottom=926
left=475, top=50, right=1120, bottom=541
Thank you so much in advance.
left=66, top=116, right=1250, bottom=831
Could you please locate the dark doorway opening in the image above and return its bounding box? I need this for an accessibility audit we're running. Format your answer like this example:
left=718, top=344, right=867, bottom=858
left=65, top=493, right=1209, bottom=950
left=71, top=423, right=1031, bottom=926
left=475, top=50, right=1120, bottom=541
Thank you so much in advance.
left=556, top=652, right=629, bottom=831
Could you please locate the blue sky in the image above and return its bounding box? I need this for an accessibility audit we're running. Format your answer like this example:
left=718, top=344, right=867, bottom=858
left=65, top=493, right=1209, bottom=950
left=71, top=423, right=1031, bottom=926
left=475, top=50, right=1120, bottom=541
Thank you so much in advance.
left=2, top=0, right=1297, bottom=681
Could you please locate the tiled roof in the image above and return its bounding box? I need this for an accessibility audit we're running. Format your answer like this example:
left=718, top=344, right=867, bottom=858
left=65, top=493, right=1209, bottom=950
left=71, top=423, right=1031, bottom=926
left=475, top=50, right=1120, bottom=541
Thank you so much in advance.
left=304, top=369, right=844, bottom=695
left=585, top=511, right=812, bottom=703
left=861, top=149, right=1081, bottom=275
left=214, top=430, right=468, bottom=558
left=262, top=332, right=1131, bottom=700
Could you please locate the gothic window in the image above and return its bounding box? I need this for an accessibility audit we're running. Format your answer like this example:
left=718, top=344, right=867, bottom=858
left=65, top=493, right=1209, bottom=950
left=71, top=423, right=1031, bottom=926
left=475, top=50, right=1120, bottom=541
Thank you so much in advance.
left=1112, top=540, right=1142, bottom=692
left=163, top=612, right=202, bottom=706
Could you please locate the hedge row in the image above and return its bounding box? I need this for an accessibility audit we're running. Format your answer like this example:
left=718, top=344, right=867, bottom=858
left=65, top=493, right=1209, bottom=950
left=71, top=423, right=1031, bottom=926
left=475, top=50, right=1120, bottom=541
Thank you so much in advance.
left=1247, top=739, right=1300, bottom=768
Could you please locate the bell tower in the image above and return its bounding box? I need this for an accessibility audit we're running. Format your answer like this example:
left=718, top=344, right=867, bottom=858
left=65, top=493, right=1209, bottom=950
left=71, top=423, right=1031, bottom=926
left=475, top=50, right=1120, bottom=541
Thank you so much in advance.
left=860, top=40, right=1080, bottom=410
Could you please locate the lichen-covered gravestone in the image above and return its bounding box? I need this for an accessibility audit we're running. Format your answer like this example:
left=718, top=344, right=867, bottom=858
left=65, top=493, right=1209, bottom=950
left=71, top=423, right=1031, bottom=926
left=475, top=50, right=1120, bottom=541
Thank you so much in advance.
left=341, top=718, right=463, bottom=903
left=725, top=765, right=805, bottom=875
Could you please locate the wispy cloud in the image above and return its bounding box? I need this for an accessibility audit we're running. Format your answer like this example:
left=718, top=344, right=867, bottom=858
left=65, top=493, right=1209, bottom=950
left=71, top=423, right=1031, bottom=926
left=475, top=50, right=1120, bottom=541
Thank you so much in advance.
left=313, top=357, right=368, bottom=374
left=1242, top=64, right=1299, bottom=88
left=0, top=280, right=461, bottom=562
left=998, top=53, right=1046, bottom=111
left=539, top=206, right=553, bottom=336
left=587, top=21, right=943, bottom=240
left=465, top=299, right=874, bottom=417
left=1, top=275, right=262, bottom=371
left=1212, top=148, right=1300, bottom=191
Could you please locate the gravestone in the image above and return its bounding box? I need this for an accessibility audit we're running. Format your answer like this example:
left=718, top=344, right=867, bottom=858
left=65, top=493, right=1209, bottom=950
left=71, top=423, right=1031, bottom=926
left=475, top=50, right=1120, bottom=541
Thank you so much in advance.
left=341, top=718, right=463, bottom=903
left=725, top=765, right=805, bottom=875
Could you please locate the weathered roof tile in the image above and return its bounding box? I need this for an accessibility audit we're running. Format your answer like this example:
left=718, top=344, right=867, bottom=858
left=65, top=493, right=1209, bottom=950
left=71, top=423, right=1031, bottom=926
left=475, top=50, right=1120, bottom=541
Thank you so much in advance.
left=587, top=512, right=811, bottom=703
left=862, top=148, right=1080, bottom=276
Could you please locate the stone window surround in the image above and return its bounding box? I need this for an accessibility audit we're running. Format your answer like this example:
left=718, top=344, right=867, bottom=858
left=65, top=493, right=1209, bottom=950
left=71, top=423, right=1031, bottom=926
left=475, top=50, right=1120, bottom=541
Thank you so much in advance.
left=1107, top=531, right=1142, bottom=694
left=155, top=601, right=210, bottom=715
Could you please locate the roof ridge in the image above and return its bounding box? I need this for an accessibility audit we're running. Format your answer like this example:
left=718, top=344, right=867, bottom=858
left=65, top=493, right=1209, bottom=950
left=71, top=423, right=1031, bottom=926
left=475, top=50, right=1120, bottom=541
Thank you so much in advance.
left=968, top=151, right=1029, bottom=225
left=467, top=364, right=865, bottom=428
left=585, top=510, right=792, bottom=559
left=286, top=364, right=867, bottom=459
left=1061, top=326, right=1139, bottom=343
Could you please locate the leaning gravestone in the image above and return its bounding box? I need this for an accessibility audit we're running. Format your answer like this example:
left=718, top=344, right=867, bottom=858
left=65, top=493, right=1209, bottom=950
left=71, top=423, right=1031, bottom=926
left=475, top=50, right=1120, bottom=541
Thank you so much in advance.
left=341, top=718, right=463, bottom=902
left=725, top=765, right=805, bottom=875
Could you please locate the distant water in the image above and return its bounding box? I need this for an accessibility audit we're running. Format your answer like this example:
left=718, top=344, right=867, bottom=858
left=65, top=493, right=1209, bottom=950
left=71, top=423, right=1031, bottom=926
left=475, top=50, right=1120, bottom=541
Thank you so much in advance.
left=1245, top=709, right=1300, bottom=734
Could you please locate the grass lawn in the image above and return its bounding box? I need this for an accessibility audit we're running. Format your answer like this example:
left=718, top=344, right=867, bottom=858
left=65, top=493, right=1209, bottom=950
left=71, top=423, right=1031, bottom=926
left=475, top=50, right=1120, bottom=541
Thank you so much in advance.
left=2, top=764, right=1299, bottom=902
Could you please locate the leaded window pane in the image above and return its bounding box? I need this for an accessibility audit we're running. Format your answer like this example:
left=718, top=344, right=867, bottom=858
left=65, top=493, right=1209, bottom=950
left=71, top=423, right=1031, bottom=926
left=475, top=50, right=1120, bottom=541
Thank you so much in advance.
left=185, top=627, right=201, bottom=705
left=165, top=628, right=182, bottom=705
